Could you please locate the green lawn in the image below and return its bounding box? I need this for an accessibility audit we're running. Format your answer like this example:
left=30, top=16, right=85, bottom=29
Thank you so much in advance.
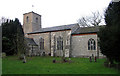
left=2, top=56, right=120, bottom=74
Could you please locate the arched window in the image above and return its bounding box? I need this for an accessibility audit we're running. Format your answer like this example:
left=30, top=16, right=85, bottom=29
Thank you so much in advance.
left=36, top=17, right=38, bottom=23
left=57, top=36, right=63, bottom=50
left=26, top=16, right=29, bottom=23
left=40, top=38, right=44, bottom=50
left=88, top=38, right=96, bottom=50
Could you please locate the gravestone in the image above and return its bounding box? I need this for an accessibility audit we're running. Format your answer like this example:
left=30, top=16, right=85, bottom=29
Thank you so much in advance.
left=89, top=56, right=92, bottom=62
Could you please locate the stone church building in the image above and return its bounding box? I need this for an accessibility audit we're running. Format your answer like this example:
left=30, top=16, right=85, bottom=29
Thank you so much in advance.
left=23, top=11, right=103, bottom=58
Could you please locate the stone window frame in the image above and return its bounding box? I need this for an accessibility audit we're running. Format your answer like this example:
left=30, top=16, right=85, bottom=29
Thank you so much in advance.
left=36, top=17, right=38, bottom=23
left=57, top=36, right=63, bottom=50
left=39, top=37, right=44, bottom=50
left=26, top=16, right=29, bottom=23
left=88, top=38, right=96, bottom=50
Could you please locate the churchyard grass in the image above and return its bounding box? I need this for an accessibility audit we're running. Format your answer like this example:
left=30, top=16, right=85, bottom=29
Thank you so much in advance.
left=2, top=56, right=120, bottom=74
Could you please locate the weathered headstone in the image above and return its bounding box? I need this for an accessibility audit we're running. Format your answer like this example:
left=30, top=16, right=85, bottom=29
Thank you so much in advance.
left=89, top=56, right=92, bottom=62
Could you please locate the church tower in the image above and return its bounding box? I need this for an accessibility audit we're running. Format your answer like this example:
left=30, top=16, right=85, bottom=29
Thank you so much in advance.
left=23, top=11, right=41, bottom=34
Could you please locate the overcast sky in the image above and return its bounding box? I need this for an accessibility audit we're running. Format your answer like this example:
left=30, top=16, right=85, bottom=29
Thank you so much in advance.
left=0, top=0, right=111, bottom=28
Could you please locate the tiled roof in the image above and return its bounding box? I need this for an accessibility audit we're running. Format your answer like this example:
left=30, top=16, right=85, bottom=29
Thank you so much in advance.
left=25, top=38, right=38, bottom=46
left=27, top=23, right=101, bottom=35
left=72, top=26, right=99, bottom=35
left=27, top=23, right=78, bottom=34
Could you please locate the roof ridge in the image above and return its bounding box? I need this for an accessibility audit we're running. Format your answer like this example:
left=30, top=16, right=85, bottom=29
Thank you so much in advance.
left=42, top=23, right=78, bottom=29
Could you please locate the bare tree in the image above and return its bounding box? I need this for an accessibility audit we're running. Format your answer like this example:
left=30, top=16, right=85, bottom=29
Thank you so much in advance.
left=0, top=17, right=9, bottom=25
left=77, top=17, right=90, bottom=27
left=78, top=11, right=104, bottom=27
